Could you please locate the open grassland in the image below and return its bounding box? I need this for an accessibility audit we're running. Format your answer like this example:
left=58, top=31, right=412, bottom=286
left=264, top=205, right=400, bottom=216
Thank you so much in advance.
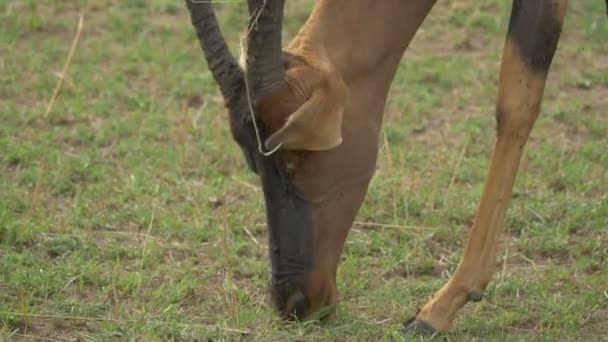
left=1, top=0, right=607, bottom=340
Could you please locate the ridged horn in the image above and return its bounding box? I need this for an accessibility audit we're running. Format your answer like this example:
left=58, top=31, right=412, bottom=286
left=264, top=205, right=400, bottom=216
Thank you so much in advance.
left=185, top=0, right=244, bottom=108
left=245, top=0, right=286, bottom=100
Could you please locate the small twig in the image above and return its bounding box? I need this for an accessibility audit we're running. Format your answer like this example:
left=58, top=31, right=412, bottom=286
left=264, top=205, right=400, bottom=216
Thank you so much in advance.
left=89, top=230, right=163, bottom=242
left=77, top=332, right=95, bottom=341
left=382, top=128, right=394, bottom=170
left=44, top=12, right=84, bottom=118
left=246, top=0, right=267, bottom=36
left=400, top=150, right=410, bottom=220
left=427, top=177, right=439, bottom=212
left=11, top=333, right=64, bottom=342
left=191, top=101, right=207, bottom=130
left=222, top=205, right=240, bottom=324
left=557, top=132, right=568, bottom=173
left=61, top=276, right=78, bottom=293
left=447, top=140, right=468, bottom=195
left=519, top=144, right=529, bottom=217
left=231, top=176, right=261, bottom=192
left=111, top=270, right=119, bottom=306
left=382, top=129, right=399, bottom=220
left=526, top=207, right=546, bottom=224
left=19, top=288, right=28, bottom=335
left=374, top=318, right=392, bottom=325
left=0, top=311, right=249, bottom=334
left=242, top=226, right=260, bottom=246
left=499, top=247, right=509, bottom=283
left=242, top=0, right=284, bottom=156
left=517, top=253, right=538, bottom=271
left=27, top=159, right=46, bottom=217
left=352, top=220, right=436, bottom=231
left=140, top=201, right=157, bottom=270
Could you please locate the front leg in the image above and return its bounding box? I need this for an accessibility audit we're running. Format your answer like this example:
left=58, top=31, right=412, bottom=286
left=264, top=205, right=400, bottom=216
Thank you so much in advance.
left=404, top=0, right=568, bottom=333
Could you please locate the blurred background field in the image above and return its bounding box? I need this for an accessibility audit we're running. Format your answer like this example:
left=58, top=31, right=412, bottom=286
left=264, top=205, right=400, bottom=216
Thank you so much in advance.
left=1, top=0, right=606, bottom=340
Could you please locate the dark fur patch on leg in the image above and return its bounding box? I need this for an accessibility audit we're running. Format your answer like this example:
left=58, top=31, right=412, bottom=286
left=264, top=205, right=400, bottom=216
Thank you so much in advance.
left=495, top=102, right=506, bottom=137
left=508, top=0, right=563, bottom=73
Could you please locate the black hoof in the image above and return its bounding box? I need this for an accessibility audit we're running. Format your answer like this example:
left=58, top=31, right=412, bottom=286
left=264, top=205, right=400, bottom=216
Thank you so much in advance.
left=468, top=290, right=483, bottom=302
left=402, top=317, right=436, bottom=335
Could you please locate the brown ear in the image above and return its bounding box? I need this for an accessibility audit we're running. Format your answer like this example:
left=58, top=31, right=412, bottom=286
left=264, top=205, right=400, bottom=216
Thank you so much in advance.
left=264, top=61, right=347, bottom=151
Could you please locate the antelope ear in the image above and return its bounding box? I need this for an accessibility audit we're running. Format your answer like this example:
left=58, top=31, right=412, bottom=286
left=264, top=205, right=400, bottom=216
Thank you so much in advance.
left=264, top=67, right=347, bottom=151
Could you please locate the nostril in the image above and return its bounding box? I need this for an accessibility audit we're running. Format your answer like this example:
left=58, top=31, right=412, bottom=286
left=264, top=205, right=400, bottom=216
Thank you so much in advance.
left=285, top=290, right=308, bottom=319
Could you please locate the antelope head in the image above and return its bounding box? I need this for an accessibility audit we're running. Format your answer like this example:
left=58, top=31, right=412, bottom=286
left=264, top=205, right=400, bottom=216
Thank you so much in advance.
left=185, top=0, right=378, bottom=319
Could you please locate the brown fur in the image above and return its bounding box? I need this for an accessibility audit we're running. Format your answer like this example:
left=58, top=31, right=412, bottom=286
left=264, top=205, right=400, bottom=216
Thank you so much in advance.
left=252, top=0, right=439, bottom=321
left=191, top=0, right=572, bottom=332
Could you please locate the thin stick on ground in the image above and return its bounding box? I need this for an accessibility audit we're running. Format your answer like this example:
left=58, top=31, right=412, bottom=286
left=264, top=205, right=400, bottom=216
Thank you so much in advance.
left=43, top=12, right=84, bottom=118
left=446, top=140, right=468, bottom=196
left=499, top=247, right=509, bottom=284
left=0, top=311, right=249, bottom=334
left=222, top=204, right=240, bottom=324
left=352, top=220, right=436, bottom=231
left=382, top=128, right=400, bottom=221
left=243, top=226, right=260, bottom=246
left=11, top=333, right=64, bottom=342
left=140, top=202, right=157, bottom=271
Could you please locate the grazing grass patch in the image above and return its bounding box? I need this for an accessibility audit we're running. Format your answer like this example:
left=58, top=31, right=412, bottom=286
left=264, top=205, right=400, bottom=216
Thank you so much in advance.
left=1, top=0, right=606, bottom=340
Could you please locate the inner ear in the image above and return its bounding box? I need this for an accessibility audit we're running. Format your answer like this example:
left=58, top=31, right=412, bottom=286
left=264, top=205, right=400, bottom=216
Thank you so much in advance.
left=262, top=58, right=347, bottom=152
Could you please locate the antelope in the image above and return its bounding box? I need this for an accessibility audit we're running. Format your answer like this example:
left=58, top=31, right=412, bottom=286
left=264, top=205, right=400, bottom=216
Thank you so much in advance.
left=185, top=0, right=575, bottom=334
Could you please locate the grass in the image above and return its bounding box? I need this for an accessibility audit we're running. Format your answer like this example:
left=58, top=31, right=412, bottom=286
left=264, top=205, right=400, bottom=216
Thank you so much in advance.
left=1, top=0, right=607, bottom=340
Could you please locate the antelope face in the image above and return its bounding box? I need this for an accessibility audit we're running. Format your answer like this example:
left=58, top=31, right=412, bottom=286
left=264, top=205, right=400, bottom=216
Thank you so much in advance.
left=241, top=54, right=378, bottom=319
left=185, top=0, right=377, bottom=320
